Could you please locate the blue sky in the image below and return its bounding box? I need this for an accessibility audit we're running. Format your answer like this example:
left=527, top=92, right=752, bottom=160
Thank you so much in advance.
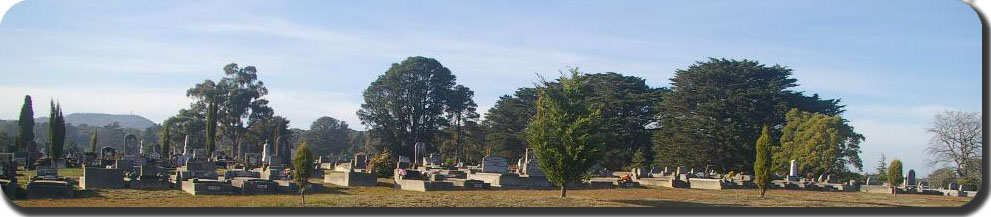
left=0, top=0, right=982, bottom=176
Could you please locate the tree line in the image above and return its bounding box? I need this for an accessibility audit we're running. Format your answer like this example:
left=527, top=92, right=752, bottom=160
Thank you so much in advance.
left=2, top=55, right=978, bottom=193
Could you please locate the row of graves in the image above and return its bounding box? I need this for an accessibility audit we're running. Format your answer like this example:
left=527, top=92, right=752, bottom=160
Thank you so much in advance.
left=859, top=169, right=977, bottom=197
left=2, top=133, right=320, bottom=199
left=320, top=143, right=651, bottom=192
left=10, top=135, right=148, bottom=199
left=768, top=160, right=859, bottom=192
left=80, top=135, right=170, bottom=191
left=323, top=153, right=377, bottom=187
left=634, top=160, right=858, bottom=192
left=175, top=138, right=315, bottom=195
left=74, top=135, right=315, bottom=197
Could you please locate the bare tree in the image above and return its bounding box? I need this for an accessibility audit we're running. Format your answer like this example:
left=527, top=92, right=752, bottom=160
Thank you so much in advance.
left=926, top=110, right=982, bottom=178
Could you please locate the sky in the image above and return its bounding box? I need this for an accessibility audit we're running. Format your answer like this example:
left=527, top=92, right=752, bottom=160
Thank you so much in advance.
left=0, top=0, right=982, bottom=176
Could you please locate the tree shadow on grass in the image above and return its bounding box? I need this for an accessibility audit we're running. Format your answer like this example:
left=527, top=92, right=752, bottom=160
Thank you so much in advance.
left=311, top=185, right=348, bottom=195
left=801, top=198, right=913, bottom=207
left=74, top=189, right=105, bottom=199
left=613, top=199, right=735, bottom=207
left=376, top=180, right=395, bottom=188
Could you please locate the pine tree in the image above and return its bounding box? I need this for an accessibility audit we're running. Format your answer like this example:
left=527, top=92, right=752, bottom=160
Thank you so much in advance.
left=525, top=68, right=605, bottom=198
left=89, top=129, right=98, bottom=153
left=17, top=95, right=34, bottom=153
left=874, top=154, right=887, bottom=181
left=293, top=141, right=314, bottom=206
left=754, top=125, right=773, bottom=198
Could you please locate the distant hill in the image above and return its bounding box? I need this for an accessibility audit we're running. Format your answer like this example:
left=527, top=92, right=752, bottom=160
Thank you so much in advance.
left=35, top=113, right=156, bottom=129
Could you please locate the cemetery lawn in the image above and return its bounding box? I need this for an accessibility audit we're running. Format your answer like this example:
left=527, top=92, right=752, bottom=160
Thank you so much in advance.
left=11, top=169, right=974, bottom=207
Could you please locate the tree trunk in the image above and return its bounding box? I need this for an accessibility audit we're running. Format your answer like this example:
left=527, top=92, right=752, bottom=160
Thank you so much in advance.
left=560, top=186, right=567, bottom=198
left=300, top=188, right=306, bottom=207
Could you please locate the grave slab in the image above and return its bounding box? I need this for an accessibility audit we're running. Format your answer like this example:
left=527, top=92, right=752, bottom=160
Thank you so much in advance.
left=79, top=167, right=125, bottom=189
left=181, top=179, right=234, bottom=195
left=324, top=171, right=378, bottom=187
left=231, top=177, right=278, bottom=194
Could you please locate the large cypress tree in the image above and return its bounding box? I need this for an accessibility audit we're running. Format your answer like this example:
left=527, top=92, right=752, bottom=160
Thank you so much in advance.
left=484, top=73, right=664, bottom=166
left=89, top=129, right=98, bottom=153
left=48, top=101, right=66, bottom=166
left=17, top=95, right=34, bottom=153
left=754, top=125, right=773, bottom=198
left=653, top=58, right=844, bottom=172
left=482, top=87, right=538, bottom=160
left=205, top=99, right=218, bottom=156
left=160, top=125, right=171, bottom=159
left=525, top=69, right=605, bottom=198
left=357, top=56, right=460, bottom=158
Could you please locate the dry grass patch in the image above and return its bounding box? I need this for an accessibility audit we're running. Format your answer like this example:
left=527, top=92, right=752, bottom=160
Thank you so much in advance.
left=9, top=169, right=974, bottom=207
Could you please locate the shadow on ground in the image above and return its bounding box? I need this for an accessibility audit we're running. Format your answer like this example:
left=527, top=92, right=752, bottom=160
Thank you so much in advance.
left=612, top=199, right=735, bottom=207
left=803, top=198, right=912, bottom=207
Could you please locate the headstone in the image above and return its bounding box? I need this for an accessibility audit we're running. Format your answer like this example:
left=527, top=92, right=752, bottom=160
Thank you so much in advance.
left=905, top=169, right=917, bottom=186
left=124, top=134, right=139, bottom=156
left=788, top=160, right=799, bottom=180
left=353, top=153, right=368, bottom=169
left=423, top=153, right=441, bottom=167
left=413, top=142, right=425, bottom=165
left=261, top=142, right=271, bottom=163
left=481, top=155, right=508, bottom=173
left=244, top=153, right=261, bottom=168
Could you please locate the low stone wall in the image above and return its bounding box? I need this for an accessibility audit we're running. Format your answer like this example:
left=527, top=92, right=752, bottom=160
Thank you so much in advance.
left=231, top=178, right=278, bottom=194
left=446, top=178, right=491, bottom=190
left=467, top=173, right=521, bottom=187
left=181, top=179, right=233, bottom=195
left=79, top=167, right=125, bottom=189
left=394, top=179, right=454, bottom=192
left=333, top=163, right=352, bottom=172
left=324, top=172, right=377, bottom=187
left=129, top=178, right=171, bottom=189
left=860, top=185, right=894, bottom=194
left=689, top=178, right=730, bottom=190
left=637, top=176, right=688, bottom=188
left=27, top=180, right=74, bottom=199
